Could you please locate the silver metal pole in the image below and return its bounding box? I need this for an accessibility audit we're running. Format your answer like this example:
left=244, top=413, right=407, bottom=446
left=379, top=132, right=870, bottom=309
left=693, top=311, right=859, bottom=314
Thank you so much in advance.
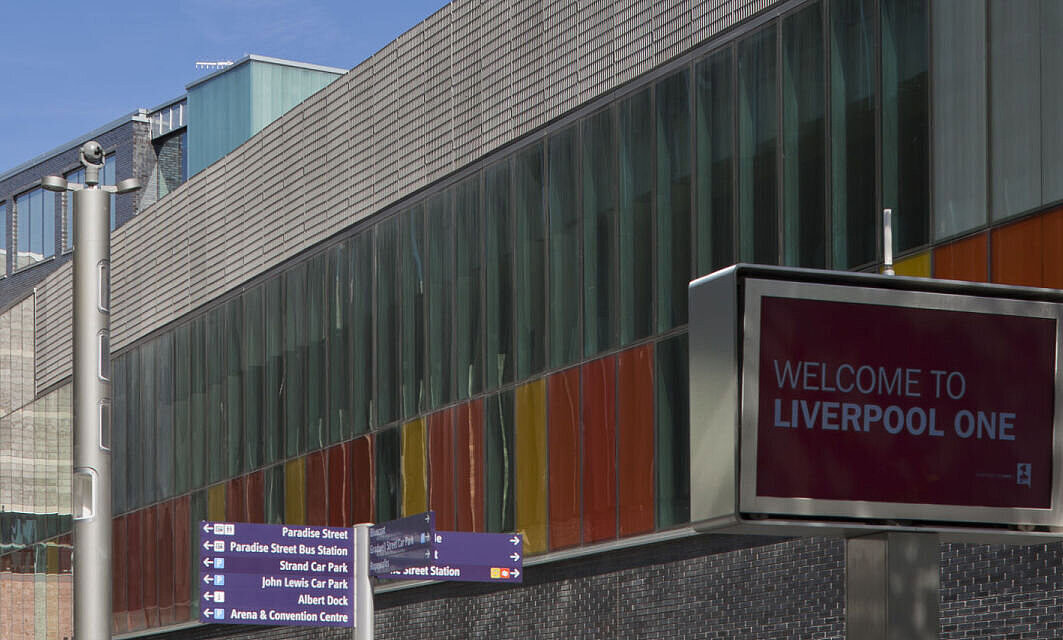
left=354, top=523, right=374, bottom=640
left=883, top=209, right=895, bottom=276
left=846, top=532, right=939, bottom=640
left=72, top=183, right=112, bottom=640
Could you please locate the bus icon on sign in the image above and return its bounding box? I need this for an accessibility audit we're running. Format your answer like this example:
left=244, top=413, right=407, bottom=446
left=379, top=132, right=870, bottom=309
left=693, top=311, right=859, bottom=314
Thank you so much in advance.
left=1017, top=463, right=1032, bottom=487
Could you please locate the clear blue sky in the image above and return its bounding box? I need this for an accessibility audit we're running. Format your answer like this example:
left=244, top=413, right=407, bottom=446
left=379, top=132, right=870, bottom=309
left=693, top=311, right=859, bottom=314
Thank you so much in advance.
left=0, top=0, right=448, bottom=174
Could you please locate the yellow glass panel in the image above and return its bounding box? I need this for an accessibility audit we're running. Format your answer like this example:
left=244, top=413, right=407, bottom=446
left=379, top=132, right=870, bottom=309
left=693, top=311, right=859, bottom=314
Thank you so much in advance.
left=401, top=418, right=428, bottom=516
left=207, top=484, right=226, bottom=522
left=515, top=379, right=547, bottom=554
left=285, top=458, right=307, bottom=525
left=890, top=251, right=930, bottom=278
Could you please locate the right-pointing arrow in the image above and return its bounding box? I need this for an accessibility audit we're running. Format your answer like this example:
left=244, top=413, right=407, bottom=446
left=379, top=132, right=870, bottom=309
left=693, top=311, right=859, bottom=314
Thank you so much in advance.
left=509, top=552, right=520, bottom=562
left=509, top=536, right=520, bottom=545
left=511, top=569, right=520, bottom=578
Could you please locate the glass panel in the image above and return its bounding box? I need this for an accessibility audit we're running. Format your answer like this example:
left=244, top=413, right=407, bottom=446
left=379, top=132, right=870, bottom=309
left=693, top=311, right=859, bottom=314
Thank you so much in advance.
left=375, top=216, right=401, bottom=426
left=243, top=285, right=264, bottom=470
left=514, top=380, right=547, bottom=553
left=225, top=298, right=243, bottom=476
left=400, top=419, right=427, bottom=516
left=375, top=428, right=400, bottom=523
left=1043, top=1, right=1063, bottom=204
left=881, top=0, right=929, bottom=252
left=656, top=333, right=689, bottom=528
left=738, top=27, right=779, bottom=265
left=350, top=232, right=373, bottom=433
left=581, top=357, right=616, bottom=543
left=619, top=88, right=654, bottom=344
left=206, top=306, right=225, bottom=484
left=156, top=334, right=174, bottom=499
left=352, top=436, right=374, bottom=524
left=582, top=108, right=618, bottom=356
left=306, top=254, right=327, bottom=450
left=547, top=368, right=580, bottom=550
left=265, top=465, right=285, bottom=524
left=306, top=451, right=327, bottom=525
left=485, top=391, right=515, bottom=533
left=696, top=48, right=735, bottom=275
left=173, top=325, right=191, bottom=495
left=455, top=177, right=483, bottom=399
left=327, top=443, right=352, bottom=527
left=112, top=355, right=127, bottom=514
left=283, top=263, right=307, bottom=456
left=455, top=399, right=485, bottom=532
left=831, top=0, right=877, bottom=268
left=327, top=243, right=352, bottom=443
left=426, top=192, right=454, bottom=409
left=932, top=0, right=987, bottom=239
left=284, top=458, right=306, bottom=525
left=514, top=143, right=547, bottom=379
left=401, top=205, right=426, bottom=418
left=990, top=0, right=1039, bottom=220
left=428, top=410, right=455, bottom=530
left=485, top=160, right=514, bottom=389
left=782, top=4, right=827, bottom=268
left=126, top=350, right=142, bottom=509
left=189, top=317, right=206, bottom=489
left=656, top=70, right=693, bottom=330
left=263, top=276, right=284, bottom=463
left=548, top=126, right=580, bottom=368
left=617, top=344, right=655, bottom=537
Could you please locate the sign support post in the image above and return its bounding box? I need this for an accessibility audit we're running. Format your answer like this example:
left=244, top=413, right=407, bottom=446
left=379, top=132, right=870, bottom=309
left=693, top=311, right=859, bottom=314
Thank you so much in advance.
left=354, top=523, right=373, bottom=640
left=846, top=532, right=939, bottom=640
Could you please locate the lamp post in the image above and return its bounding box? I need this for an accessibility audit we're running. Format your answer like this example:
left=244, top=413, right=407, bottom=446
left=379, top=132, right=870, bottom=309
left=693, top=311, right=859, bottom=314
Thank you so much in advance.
left=43, top=141, right=139, bottom=640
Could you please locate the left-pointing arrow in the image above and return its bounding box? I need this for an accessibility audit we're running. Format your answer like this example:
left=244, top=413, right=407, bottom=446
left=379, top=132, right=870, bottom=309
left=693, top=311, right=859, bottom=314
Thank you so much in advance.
left=202, top=523, right=213, bottom=533
left=203, top=575, right=214, bottom=584
left=204, top=609, right=213, bottom=617
left=202, top=540, right=213, bottom=551
left=204, top=592, right=214, bottom=602
left=203, top=558, right=213, bottom=567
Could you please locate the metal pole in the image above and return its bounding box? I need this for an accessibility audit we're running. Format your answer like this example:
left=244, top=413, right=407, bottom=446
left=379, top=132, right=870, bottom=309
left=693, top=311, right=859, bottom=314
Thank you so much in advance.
left=846, top=532, right=939, bottom=640
left=883, top=209, right=895, bottom=276
left=72, top=178, right=112, bottom=640
left=354, top=523, right=374, bottom=640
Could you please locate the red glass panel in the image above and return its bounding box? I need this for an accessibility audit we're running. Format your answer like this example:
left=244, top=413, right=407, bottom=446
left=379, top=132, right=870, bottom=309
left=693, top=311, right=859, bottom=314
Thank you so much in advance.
left=352, top=436, right=374, bottom=524
left=455, top=399, right=485, bottom=532
left=246, top=470, right=266, bottom=523
left=548, top=368, right=581, bottom=549
left=126, top=510, right=144, bottom=632
left=582, top=356, right=616, bottom=543
left=158, top=501, right=175, bottom=626
left=617, top=344, right=656, bottom=537
left=306, top=449, right=329, bottom=525
left=112, top=515, right=128, bottom=634
left=428, top=409, right=456, bottom=531
left=328, top=442, right=353, bottom=527
left=992, top=216, right=1043, bottom=287
left=226, top=475, right=246, bottom=522
left=142, top=506, right=159, bottom=628
left=173, top=496, right=191, bottom=622
left=1043, top=208, right=1063, bottom=288
left=933, top=232, right=987, bottom=282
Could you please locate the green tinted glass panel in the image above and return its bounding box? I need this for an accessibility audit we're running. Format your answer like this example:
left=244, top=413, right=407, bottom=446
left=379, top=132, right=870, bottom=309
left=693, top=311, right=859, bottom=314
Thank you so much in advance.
left=112, top=355, right=127, bottom=513
left=126, top=350, right=142, bottom=508
left=696, top=48, right=735, bottom=275
left=375, top=428, right=401, bottom=523
left=307, top=255, right=328, bottom=450
left=328, top=242, right=352, bottom=442
left=619, top=89, right=654, bottom=344
left=486, top=391, right=515, bottom=533
left=190, top=317, right=207, bottom=489
left=401, top=206, right=426, bottom=418
left=265, top=465, right=285, bottom=524
left=656, top=333, right=690, bottom=528
left=351, top=232, right=373, bottom=433
left=738, top=27, right=779, bottom=265
left=243, top=285, right=265, bottom=470
left=426, top=192, right=454, bottom=409
left=140, top=344, right=157, bottom=506
left=485, top=160, right=514, bottom=389
left=173, top=324, right=191, bottom=495
left=582, top=108, right=618, bottom=356
left=206, top=306, right=226, bottom=484
left=225, top=299, right=244, bottom=475
left=284, top=264, right=307, bottom=456
left=515, top=144, right=546, bottom=379
left=376, top=216, right=401, bottom=426
left=656, top=70, right=693, bottom=331
left=156, top=334, right=175, bottom=499
left=548, top=126, right=580, bottom=368
left=264, top=276, right=284, bottom=463
left=455, top=177, right=483, bottom=399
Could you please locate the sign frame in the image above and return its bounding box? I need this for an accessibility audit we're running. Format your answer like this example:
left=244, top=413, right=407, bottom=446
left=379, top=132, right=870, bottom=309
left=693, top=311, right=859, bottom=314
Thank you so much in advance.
left=689, top=265, right=1063, bottom=540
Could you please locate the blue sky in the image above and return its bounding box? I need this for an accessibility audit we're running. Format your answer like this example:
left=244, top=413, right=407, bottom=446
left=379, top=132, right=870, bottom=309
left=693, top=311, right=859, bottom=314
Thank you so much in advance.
left=0, top=0, right=448, bottom=173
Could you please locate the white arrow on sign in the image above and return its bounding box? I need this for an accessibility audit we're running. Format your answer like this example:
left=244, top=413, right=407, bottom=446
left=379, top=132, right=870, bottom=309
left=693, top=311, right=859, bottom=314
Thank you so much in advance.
left=509, top=553, right=520, bottom=562
left=203, top=558, right=213, bottom=568
left=511, top=569, right=520, bottom=578
left=509, top=536, right=520, bottom=546
left=204, top=592, right=215, bottom=602
left=202, top=523, right=213, bottom=533
left=204, top=609, right=213, bottom=617
left=203, top=575, right=214, bottom=584
left=202, top=540, right=213, bottom=551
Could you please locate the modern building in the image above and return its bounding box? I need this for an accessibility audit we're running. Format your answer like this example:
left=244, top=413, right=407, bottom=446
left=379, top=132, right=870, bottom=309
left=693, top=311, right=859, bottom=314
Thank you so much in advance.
left=3, top=0, right=1063, bottom=638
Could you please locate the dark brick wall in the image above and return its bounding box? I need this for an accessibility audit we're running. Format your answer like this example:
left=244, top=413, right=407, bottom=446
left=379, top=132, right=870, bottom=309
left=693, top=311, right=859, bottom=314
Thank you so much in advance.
left=0, top=118, right=146, bottom=312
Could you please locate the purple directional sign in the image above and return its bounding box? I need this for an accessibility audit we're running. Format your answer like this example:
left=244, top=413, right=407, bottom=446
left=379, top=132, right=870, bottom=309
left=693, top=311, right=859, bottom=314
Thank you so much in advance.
left=367, top=511, right=435, bottom=575
left=198, top=521, right=355, bottom=628
left=386, top=530, right=523, bottom=584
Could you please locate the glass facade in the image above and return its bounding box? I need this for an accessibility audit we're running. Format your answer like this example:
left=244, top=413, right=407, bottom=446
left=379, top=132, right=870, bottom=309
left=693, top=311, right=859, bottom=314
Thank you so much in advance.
left=15, top=187, right=56, bottom=268
left=14, top=1, right=1063, bottom=635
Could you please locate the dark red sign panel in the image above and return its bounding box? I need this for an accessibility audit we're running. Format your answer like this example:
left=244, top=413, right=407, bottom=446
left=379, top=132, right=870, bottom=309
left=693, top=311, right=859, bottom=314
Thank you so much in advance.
left=756, top=296, right=1056, bottom=509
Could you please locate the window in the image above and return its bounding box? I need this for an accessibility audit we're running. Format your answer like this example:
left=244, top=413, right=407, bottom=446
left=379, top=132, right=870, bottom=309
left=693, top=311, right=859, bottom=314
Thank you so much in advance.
left=15, top=187, right=56, bottom=268
left=0, top=201, right=6, bottom=270
left=64, top=153, right=117, bottom=250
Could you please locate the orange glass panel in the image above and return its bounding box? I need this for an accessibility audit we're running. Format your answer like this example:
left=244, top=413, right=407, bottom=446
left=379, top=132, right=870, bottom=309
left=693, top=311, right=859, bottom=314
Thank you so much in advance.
left=158, top=501, right=175, bottom=626
left=548, top=367, right=581, bottom=549
left=328, top=442, right=353, bottom=527
left=455, top=399, right=485, bottom=532
left=933, top=232, right=987, bottom=282
left=245, top=470, right=265, bottom=524
left=141, top=506, right=159, bottom=628
left=991, top=216, right=1043, bottom=286
left=126, top=510, right=144, bottom=632
left=617, top=344, right=655, bottom=537
left=226, top=476, right=246, bottom=522
left=401, top=418, right=428, bottom=516
left=173, top=495, right=191, bottom=621
left=306, top=449, right=328, bottom=526
left=428, top=409, right=456, bottom=531
left=582, top=356, right=616, bottom=543
left=1042, top=208, right=1063, bottom=288
left=352, top=436, right=374, bottom=524
left=207, top=484, right=226, bottom=522
left=285, top=457, right=307, bottom=524
left=515, top=379, right=548, bottom=554
left=112, top=515, right=128, bottom=634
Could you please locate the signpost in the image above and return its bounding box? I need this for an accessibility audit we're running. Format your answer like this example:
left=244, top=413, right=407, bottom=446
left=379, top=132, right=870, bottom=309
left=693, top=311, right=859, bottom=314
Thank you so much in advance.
left=387, top=530, right=523, bottom=583
left=198, top=522, right=356, bottom=628
left=367, top=511, right=434, bottom=574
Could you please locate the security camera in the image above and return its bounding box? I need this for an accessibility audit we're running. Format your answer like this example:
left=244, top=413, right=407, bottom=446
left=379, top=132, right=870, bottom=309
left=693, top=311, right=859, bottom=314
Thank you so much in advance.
left=80, top=141, right=104, bottom=167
